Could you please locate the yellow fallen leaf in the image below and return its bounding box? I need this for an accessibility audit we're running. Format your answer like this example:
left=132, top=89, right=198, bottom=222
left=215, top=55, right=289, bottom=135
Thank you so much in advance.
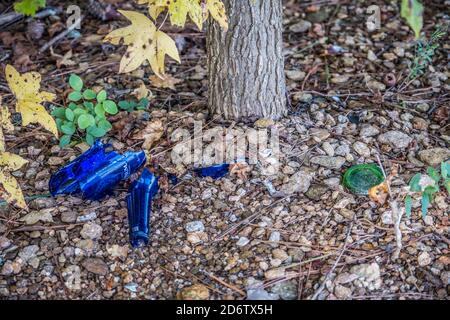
left=103, top=10, right=180, bottom=77
left=0, top=97, right=14, bottom=152
left=138, top=0, right=204, bottom=30
left=0, top=151, right=28, bottom=209
left=133, top=83, right=151, bottom=100
left=205, top=0, right=228, bottom=30
left=5, top=65, right=58, bottom=137
left=368, top=164, right=398, bottom=206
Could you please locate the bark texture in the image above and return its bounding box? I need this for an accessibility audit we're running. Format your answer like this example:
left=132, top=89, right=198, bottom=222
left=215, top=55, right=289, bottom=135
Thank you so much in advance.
left=207, top=0, right=287, bottom=120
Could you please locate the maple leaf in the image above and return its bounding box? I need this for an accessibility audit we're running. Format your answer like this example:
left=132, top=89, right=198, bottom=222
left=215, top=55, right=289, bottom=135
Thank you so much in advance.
left=0, top=97, right=14, bottom=152
left=205, top=0, right=228, bottom=30
left=104, top=10, right=180, bottom=76
left=5, top=65, right=58, bottom=137
left=138, top=0, right=203, bottom=30
left=14, top=0, right=46, bottom=16
left=0, top=151, right=28, bottom=209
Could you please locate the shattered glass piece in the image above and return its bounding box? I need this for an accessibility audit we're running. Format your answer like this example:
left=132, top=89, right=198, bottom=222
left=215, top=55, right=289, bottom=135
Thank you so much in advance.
left=49, top=140, right=146, bottom=200
left=127, top=169, right=159, bottom=248
left=194, top=164, right=230, bottom=179
left=342, top=163, right=385, bottom=195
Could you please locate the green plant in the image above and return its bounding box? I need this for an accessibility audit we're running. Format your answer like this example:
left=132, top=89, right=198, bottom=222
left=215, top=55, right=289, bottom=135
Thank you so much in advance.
left=14, top=0, right=46, bottom=16
left=51, top=74, right=118, bottom=147
left=118, top=98, right=149, bottom=112
left=408, top=25, right=447, bottom=80
left=405, top=161, right=450, bottom=218
left=401, top=0, right=423, bottom=39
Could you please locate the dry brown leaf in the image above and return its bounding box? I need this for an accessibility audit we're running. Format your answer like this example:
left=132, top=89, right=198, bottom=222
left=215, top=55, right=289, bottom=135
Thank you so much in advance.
left=149, top=74, right=182, bottom=90
left=230, top=163, right=251, bottom=180
left=132, top=119, right=164, bottom=149
left=132, top=82, right=151, bottom=100
left=368, top=164, right=398, bottom=206
left=55, top=50, right=76, bottom=69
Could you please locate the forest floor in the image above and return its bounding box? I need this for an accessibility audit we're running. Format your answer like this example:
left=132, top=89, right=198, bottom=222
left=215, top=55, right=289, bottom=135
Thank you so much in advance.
left=0, top=0, right=449, bottom=300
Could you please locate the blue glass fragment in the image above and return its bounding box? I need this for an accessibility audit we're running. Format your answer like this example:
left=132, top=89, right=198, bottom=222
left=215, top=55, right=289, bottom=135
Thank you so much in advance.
left=126, top=169, right=159, bottom=248
left=49, top=140, right=146, bottom=200
left=168, top=173, right=179, bottom=185
left=194, top=164, right=230, bottom=179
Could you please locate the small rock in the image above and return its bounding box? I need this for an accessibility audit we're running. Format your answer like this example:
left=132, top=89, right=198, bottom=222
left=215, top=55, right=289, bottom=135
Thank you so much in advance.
left=80, top=222, right=103, bottom=240
left=48, top=157, right=64, bottom=166
left=76, top=212, right=97, bottom=223
left=309, top=128, right=330, bottom=141
left=350, top=263, right=382, bottom=290
left=377, top=131, right=412, bottom=150
left=418, top=252, right=432, bottom=267
left=272, top=249, right=289, bottom=261
left=280, top=170, right=313, bottom=195
left=187, top=231, right=208, bottom=244
left=418, top=148, right=450, bottom=166
left=286, top=70, right=306, bottom=81
left=106, top=244, right=129, bottom=259
left=265, top=268, right=285, bottom=280
left=353, top=141, right=370, bottom=157
left=271, top=281, right=297, bottom=300
left=359, top=125, right=380, bottom=137
left=367, top=80, right=386, bottom=91
left=310, top=156, right=346, bottom=169
left=185, top=221, right=205, bottom=233
left=335, top=144, right=350, bottom=156
left=18, top=245, right=39, bottom=263
left=236, top=237, right=250, bottom=247
left=82, top=258, right=108, bottom=276
left=289, top=20, right=311, bottom=33
left=61, top=211, right=77, bottom=223
left=322, top=142, right=335, bottom=156
left=177, top=284, right=210, bottom=300
left=254, top=118, right=275, bottom=128
left=334, top=284, right=353, bottom=299
left=305, top=184, right=328, bottom=200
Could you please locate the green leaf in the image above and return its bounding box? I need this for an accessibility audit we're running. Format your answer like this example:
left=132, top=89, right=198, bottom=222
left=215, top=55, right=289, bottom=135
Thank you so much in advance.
left=14, top=0, right=46, bottom=16
left=94, top=104, right=106, bottom=118
left=69, top=74, right=83, bottom=91
left=59, top=134, right=72, bottom=147
left=65, top=108, right=74, bottom=122
left=103, top=100, right=118, bottom=115
left=421, top=192, right=429, bottom=218
left=61, top=122, right=76, bottom=135
left=86, top=133, right=95, bottom=146
left=83, top=101, right=94, bottom=111
left=73, top=108, right=87, bottom=117
left=138, top=98, right=149, bottom=109
left=405, top=195, right=412, bottom=218
left=401, top=0, right=423, bottom=39
left=55, top=118, right=63, bottom=131
left=444, top=178, right=450, bottom=194
left=409, top=173, right=422, bottom=192
left=87, top=125, right=107, bottom=138
left=68, top=102, right=78, bottom=110
left=51, top=107, right=66, bottom=119
left=427, top=167, right=440, bottom=183
left=118, top=100, right=131, bottom=110
left=97, top=90, right=107, bottom=103
left=83, top=89, right=97, bottom=100
left=68, top=91, right=82, bottom=102
left=441, top=161, right=449, bottom=179
left=77, top=114, right=95, bottom=130
left=98, top=119, right=112, bottom=131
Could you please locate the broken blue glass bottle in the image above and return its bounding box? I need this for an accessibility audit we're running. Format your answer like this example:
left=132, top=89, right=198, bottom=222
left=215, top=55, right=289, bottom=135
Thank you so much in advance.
left=49, top=140, right=146, bottom=200
left=126, top=169, right=159, bottom=247
left=194, top=164, right=230, bottom=179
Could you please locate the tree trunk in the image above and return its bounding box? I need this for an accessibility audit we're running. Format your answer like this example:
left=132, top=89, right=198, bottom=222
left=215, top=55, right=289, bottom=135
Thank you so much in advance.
left=207, top=0, right=287, bottom=121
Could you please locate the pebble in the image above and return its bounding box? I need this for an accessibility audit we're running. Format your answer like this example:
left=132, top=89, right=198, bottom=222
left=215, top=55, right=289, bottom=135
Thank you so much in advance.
left=350, top=263, right=382, bottom=291
left=322, top=142, right=335, bottom=156
left=353, top=141, right=371, bottom=157
left=418, top=252, right=432, bottom=267
left=265, top=268, right=285, bottom=280
left=334, top=284, right=353, bottom=299
left=177, top=284, right=210, bottom=300
left=418, top=148, right=450, bottom=166
left=286, top=70, right=306, bottom=81
left=18, top=245, right=39, bottom=262
left=80, top=222, right=103, bottom=240
left=271, top=281, right=297, bottom=300
left=310, top=156, right=346, bottom=169
left=236, top=237, right=250, bottom=247
left=305, top=184, right=328, bottom=200
left=335, top=144, right=350, bottom=156
left=280, top=170, right=313, bottom=194
left=359, top=125, right=380, bottom=137
left=377, top=130, right=412, bottom=150
left=61, top=211, right=77, bottom=223
left=289, top=20, right=311, bottom=33
left=185, top=220, right=205, bottom=233
left=82, top=258, right=109, bottom=276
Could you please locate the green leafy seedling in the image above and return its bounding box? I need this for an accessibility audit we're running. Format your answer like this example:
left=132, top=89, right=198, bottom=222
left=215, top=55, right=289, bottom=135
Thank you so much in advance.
left=51, top=74, right=117, bottom=147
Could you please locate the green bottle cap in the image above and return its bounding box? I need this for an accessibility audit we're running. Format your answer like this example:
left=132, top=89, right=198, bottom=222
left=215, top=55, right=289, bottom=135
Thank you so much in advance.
left=342, top=164, right=385, bottom=195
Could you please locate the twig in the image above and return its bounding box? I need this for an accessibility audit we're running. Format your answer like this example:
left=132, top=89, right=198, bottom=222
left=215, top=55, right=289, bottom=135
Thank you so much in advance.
left=39, top=16, right=84, bottom=53
left=310, top=218, right=354, bottom=300
left=204, top=272, right=246, bottom=296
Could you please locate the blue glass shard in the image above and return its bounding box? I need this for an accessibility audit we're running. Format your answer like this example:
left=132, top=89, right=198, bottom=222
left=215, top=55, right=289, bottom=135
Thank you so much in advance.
left=49, top=140, right=146, bottom=200
left=126, top=169, right=159, bottom=248
left=194, top=164, right=230, bottom=179
left=168, top=173, right=179, bottom=185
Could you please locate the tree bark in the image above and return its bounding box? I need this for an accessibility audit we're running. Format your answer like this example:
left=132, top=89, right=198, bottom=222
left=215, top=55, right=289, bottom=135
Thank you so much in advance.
left=207, top=0, right=287, bottom=121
